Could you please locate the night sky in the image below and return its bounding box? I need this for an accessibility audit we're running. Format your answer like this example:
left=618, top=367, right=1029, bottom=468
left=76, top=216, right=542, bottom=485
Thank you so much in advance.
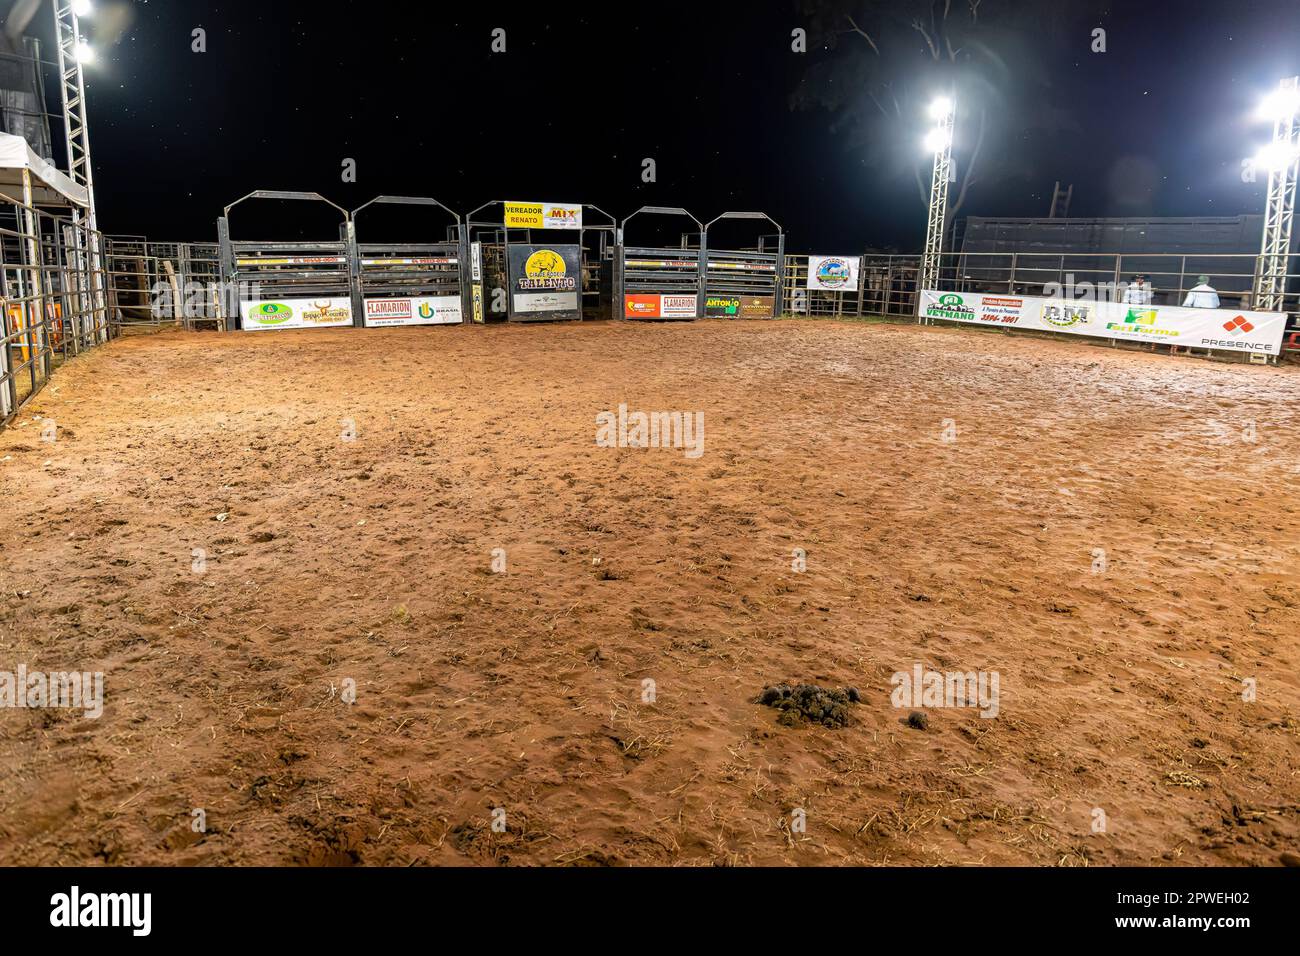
left=25, top=0, right=1300, bottom=250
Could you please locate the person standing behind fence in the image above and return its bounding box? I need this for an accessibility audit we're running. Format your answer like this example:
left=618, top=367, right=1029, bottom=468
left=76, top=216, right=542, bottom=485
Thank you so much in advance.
left=1122, top=274, right=1153, bottom=305
left=1182, top=275, right=1220, bottom=308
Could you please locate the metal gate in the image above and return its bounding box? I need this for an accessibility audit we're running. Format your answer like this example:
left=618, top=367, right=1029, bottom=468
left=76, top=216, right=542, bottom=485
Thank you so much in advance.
left=616, top=206, right=705, bottom=320
left=703, top=212, right=784, bottom=318
left=352, top=196, right=466, bottom=327
left=218, top=191, right=354, bottom=332
left=465, top=201, right=614, bottom=322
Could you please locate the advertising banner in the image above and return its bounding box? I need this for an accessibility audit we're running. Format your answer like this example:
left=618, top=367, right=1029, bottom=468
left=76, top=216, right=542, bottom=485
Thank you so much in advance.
left=363, top=295, right=462, bottom=327
left=359, top=257, right=457, bottom=267
left=471, top=283, right=484, bottom=323
left=919, top=290, right=1287, bottom=356
left=504, top=201, right=583, bottom=231
left=706, top=294, right=775, bottom=318
left=236, top=256, right=345, bottom=267
left=705, top=294, right=740, bottom=317
left=808, top=255, right=861, bottom=292
left=738, top=295, right=775, bottom=318
left=507, top=244, right=581, bottom=320
left=241, top=297, right=353, bottom=331
left=624, top=293, right=697, bottom=319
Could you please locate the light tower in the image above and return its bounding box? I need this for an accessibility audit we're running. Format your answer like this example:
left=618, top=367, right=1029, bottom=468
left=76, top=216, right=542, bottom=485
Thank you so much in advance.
left=919, top=96, right=954, bottom=313
left=52, top=0, right=105, bottom=342
left=1252, top=76, right=1300, bottom=312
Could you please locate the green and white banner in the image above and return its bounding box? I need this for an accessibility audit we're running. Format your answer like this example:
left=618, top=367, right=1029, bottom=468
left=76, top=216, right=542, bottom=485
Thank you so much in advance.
left=919, top=290, right=1287, bottom=356
left=241, top=297, right=352, bottom=331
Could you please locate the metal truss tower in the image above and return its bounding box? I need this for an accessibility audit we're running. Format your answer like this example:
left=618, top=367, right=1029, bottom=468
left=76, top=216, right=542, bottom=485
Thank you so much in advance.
left=1254, top=76, right=1300, bottom=312
left=52, top=0, right=106, bottom=339
left=919, top=101, right=955, bottom=310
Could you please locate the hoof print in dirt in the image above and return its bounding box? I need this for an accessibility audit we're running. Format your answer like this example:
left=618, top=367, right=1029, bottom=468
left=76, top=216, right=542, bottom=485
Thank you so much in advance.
left=758, top=683, right=857, bottom=728
left=905, top=710, right=929, bottom=731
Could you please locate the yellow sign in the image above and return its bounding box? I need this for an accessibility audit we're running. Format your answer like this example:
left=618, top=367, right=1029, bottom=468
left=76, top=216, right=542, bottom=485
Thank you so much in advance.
left=504, top=201, right=582, bottom=230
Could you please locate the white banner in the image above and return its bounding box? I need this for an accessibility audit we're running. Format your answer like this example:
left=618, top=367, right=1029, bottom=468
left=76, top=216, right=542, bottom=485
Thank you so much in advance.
left=241, top=297, right=352, bottom=331
left=513, top=291, right=579, bottom=314
left=363, top=295, right=463, bottom=327
left=808, top=255, right=861, bottom=292
left=919, top=290, right=1287, bottom=356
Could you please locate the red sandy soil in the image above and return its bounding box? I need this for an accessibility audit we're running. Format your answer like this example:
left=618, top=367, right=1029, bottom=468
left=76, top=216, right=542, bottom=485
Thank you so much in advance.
left=1, top=319, right=1298, bottom=866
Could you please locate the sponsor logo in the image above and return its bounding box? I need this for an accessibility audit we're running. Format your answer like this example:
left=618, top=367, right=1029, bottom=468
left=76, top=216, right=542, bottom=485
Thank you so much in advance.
left=1222, top=315, right=1256, bottom=336
left=520, top=249, right=577, bottom=290
left=418, top=302, right=434, bottom=319
left=625, top=295, right=660, bottom=317
left=366, top=299, right=413, bottom=319
left=545, top=206, right=581, bottom=226
left=814, top=257, right=852, bottom=289
left=302, top=300, right=351, bottom=324
left=706, top=295, right=741, bottom=316
left=1106, top=308, right=1179, bottom=337
left=739, top=295, right=774, bottom=318
left=924, top=292, right=975, bottom=321
left=249, top=302, right=293, bottom=324
left=1042, top=302, right=1090, bottom=327
left=662, top=295, right=697, bottom=317
left=1200, top=338, right=1270, bottom=351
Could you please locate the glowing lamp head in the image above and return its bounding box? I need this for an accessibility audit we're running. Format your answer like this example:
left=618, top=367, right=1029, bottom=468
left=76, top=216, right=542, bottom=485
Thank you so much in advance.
left=928, top=96, right=954, bottom=120
left=924, top=128, right=952, bottom=153
left=74, top=40, right=94, bottom=63
left=1257, top=86, right=1300, bottom=123
left=72, top=0, right=93, bottom=16
left=1253, top=141, right=1300, bottom=173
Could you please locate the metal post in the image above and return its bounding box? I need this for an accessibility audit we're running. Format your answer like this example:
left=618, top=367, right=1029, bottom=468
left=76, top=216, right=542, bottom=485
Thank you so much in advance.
left=20, top=169, right=49, bottom=378
left=216, top=216, right=236, bottom=331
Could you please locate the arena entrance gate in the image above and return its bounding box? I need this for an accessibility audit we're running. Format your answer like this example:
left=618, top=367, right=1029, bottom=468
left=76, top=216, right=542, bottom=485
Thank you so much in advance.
left=616, top=206, right=705, bottom=320
left=218, top=191, right=354, bottom=331
left=351, top=196, right=467, bottom=327
left=702, top=212, right=784, bottom=319
left=464, top=201, right=615, bottom=322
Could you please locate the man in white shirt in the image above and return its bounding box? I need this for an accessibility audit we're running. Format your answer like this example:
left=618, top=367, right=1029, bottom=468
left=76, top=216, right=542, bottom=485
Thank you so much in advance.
left=1122, top=275, right=1153, bottom=305
left=1182, top=275, right=1220, bottom=309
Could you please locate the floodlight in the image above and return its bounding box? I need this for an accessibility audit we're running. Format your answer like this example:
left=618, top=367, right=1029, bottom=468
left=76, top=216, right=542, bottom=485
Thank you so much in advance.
left=929, top=96, right=954, bottom=120
left=1257, top=87, right=1300, bottom=123
left=1253, top=141, right=1300, bottom=173
left=924, top=128, right=951, bottom=153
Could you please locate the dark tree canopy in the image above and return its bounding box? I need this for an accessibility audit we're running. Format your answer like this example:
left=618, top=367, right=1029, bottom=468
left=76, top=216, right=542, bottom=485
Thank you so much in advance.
left=791, top=0, right=1103, bottom=223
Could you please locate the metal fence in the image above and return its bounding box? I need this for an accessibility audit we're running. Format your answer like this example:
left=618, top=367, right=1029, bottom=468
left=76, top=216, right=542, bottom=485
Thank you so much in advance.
left=1, top=213, right=223, bottom=426
left=781, top=250, right=1300, bottom=351
left=0, top=188, right=108, bottom=425
left=782, top=254, right=921, bottom=319
left=103, top=236, right=222, bottom=330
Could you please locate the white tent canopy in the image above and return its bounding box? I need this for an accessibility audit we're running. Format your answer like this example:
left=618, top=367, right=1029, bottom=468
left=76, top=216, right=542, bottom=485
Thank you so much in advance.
left=0, top=132, right=89, bottom=208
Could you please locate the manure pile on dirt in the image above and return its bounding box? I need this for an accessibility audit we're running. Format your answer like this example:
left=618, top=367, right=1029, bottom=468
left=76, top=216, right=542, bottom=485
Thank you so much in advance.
left=758, top=684, right=861, bottom=728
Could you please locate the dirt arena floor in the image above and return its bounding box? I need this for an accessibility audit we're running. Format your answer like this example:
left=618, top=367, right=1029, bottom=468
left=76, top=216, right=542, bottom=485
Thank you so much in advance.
left=2, top=319, right=1298, bottom=866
